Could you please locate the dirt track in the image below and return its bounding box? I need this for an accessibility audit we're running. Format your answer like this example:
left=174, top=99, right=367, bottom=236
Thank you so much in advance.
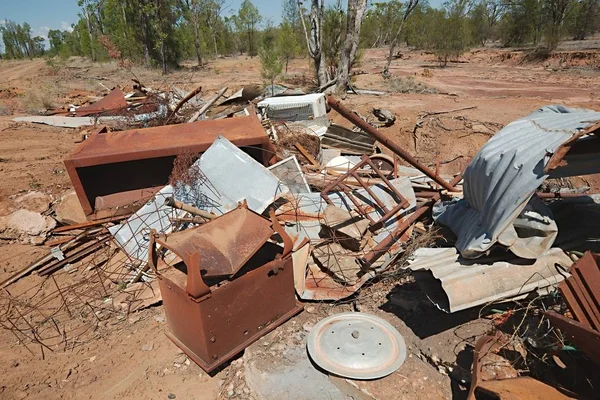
left=0, top=45, right=599, bottom=399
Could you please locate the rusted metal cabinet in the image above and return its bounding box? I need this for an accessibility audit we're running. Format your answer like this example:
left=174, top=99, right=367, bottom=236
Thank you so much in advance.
left=64, top=114, right=274, bottom=219
left=150, top=205, right=302, bottom=372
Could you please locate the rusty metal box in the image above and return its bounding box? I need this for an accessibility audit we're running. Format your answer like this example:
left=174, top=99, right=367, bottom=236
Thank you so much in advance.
left=149, top=206, right=302, bottom=372
left=64, top=114, right=274, bottom=219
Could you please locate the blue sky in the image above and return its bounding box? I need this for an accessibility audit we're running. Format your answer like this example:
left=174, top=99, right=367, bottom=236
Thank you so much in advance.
left=0, top=0, right=444, bottom=50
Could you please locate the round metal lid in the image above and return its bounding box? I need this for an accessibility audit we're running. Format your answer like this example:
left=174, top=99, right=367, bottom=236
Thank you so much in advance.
left=306, top=312, right=407, bottom=380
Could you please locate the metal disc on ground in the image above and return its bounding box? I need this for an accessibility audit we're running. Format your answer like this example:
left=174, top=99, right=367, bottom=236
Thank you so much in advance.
left=306, top=312, right=407, bottom=380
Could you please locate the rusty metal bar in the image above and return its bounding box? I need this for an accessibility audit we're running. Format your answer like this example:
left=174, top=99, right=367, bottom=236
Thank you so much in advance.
left=327, top=95, right=457, bottom=192
left=164, top=197, right=217, bottom=220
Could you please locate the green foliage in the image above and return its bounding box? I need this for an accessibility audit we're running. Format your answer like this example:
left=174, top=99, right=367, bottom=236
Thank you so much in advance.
left=277, top=21, right=300, bottom=72
left=360, top=0, right=405, bottom=48
left=237, top=0, right=262, bottom=56
left=0, top=20, right=45, bottom=59
left=259, top=43, right=283, bottom=87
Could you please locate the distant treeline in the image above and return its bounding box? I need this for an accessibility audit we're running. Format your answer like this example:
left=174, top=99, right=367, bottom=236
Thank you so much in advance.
left=1, top=0, right=599, bottom=70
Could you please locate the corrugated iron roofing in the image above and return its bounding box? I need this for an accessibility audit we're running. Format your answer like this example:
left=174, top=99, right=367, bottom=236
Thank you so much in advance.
left=408, top=247, right=572, bottom=313
left=434, top=105, right=600, bottom=259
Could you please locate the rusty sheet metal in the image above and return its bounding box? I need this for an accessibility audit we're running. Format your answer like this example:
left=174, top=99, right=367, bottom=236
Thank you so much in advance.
left=157, top=206, right=274, bottom=278
left=467, top=331, right=504, bottom=400
left=545, top=310, right=600, bottom=365
left=73, top=88, right=128, bottom=117
left=321, top=154, right=410, bottom=231
left=150, top=208, right=302, bottom=373
left=408, top=247, right=572, bottom=313
left=64, top=113, right=273, bottom=218
left=558, top=251, right=600, bottom=331
left=476, top=377, right=577, bottom=400
left=468, top=332, right=578, bottom=399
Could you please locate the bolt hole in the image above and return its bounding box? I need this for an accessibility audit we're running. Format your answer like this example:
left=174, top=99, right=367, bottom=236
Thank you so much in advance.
left=331, top=331, right=334, bottom=333
left=362, top=353, right=365, bottom=356
left=370, top=327, right=374, bottom=329
left=337, top=347, right=340, bottom=350
left=378, top=343, right=382, bottom=345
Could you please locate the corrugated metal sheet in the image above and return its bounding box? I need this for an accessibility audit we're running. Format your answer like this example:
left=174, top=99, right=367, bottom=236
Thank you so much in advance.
left=408, top=247, right=572, bottom=313
left=434, top=105, right=600, bottom=259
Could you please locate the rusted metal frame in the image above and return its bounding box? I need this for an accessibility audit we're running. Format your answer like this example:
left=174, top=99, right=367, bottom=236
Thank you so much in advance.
left=321, top=155, right=410, bottom=230
left=64, top=113, right=272, bottom=216
left=361, top=156, right=409, bottom=205
left=359, top=173, right=464, bottom=267
left=327, top=95, right=458, bottom=192
left=545, top=310, right=600, bottom=365
left=545, top=122, right=600, bottom=173
left=558, top=251, right=600, bottom=330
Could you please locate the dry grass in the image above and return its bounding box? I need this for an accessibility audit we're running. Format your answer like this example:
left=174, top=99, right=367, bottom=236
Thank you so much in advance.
left=387, top=76, right=439, bottom=94
left=22, top=90, right=56, bottom=114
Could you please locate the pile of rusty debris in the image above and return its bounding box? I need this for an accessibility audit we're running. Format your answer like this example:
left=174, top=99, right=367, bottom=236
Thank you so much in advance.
left=4, top=86, right=600, bottom=398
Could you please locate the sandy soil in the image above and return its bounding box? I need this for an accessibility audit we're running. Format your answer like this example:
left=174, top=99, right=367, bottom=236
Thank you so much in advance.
left=1, top=44, right=599, bottom=400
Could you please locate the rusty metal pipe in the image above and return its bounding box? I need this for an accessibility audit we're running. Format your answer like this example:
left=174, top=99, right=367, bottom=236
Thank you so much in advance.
left=327, top=95, right=458, bottom=192
left=164, top=197, right=217, bottom=220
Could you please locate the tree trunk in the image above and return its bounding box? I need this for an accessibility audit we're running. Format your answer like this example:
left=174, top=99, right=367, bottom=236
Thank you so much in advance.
left=298, top=0, right=328, bottom=87
left=335, top=0, right=368, bottom=93
left=193, top=16, right=203, bottom=66
left=382, top=0, right=419, bottom=76
left=141, top=11, right=151, bottom=67
left=82, top=0, right=96, bottom=62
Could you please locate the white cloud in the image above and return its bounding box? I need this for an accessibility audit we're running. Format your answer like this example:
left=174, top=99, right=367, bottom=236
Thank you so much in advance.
left=61, top=21, right=74, bottom=33
left=34, top=26, right=50, bottom=39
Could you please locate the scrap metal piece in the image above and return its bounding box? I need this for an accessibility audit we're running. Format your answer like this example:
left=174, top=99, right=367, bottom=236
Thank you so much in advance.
left=476, top=376, right=578, bottom=400
left=306, top=312, right=407, bottom=380
left=321, top=154, right=410, bottom=231
left=467, top=332, right=504, bottom=400
left=73, top=88, right=127, bottom=116
left=322, top=124, right=376, bottom=154
left=327, top=95, right=456, bottom=192
left=257, top=93, right=327, bottom=121
left=545, top=310, right=600, bottom=365
left=176, top=135, right=289, bottom=215
left=109, top=186, right=185, bottom=261
left=558, top=251, right=600, bottom=331
left=155, top=206, right=274, bottom=278
left=407, top=247, right=572, bottom=313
